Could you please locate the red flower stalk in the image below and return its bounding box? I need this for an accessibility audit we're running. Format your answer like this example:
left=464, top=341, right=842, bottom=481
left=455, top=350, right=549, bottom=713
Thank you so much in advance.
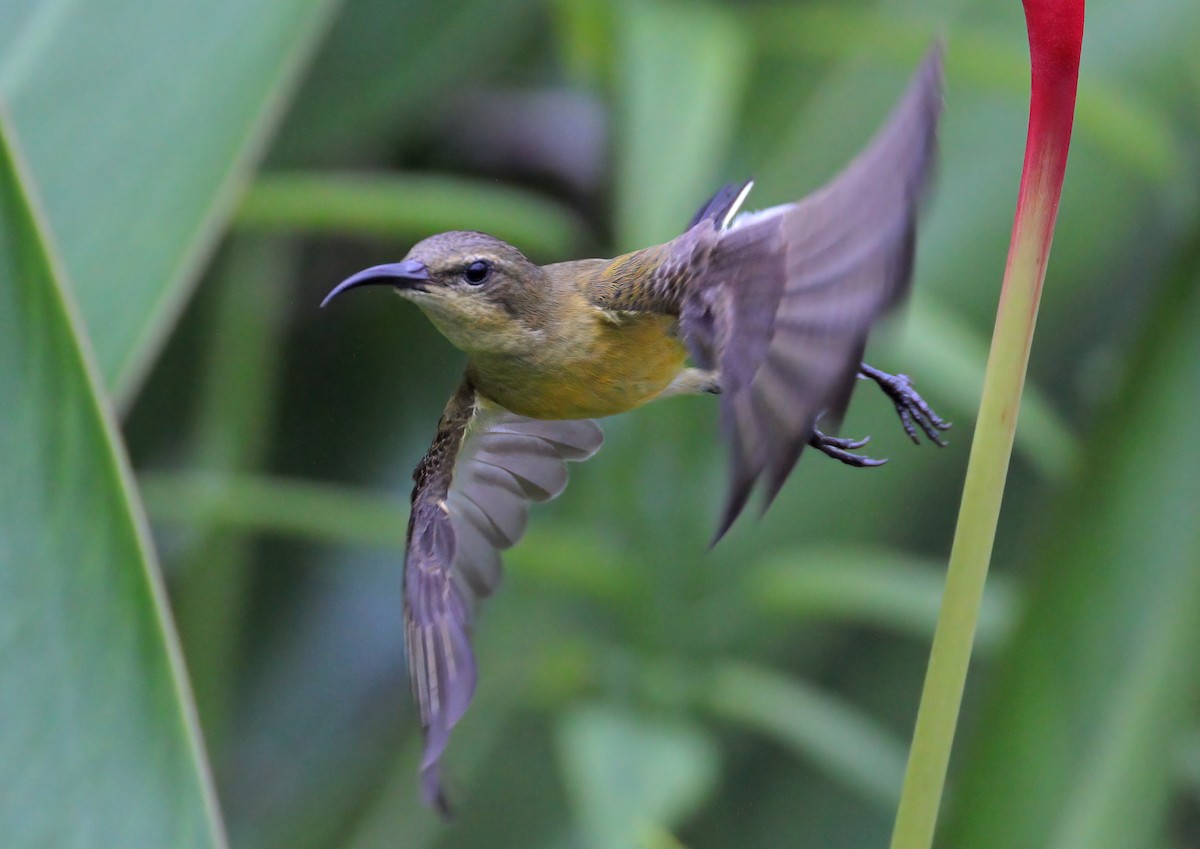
left=1007, top=0, right=1084, bottom=311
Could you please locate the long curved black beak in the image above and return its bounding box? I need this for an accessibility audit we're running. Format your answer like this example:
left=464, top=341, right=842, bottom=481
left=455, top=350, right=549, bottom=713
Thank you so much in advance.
left=321, top=259, right=431, bottom=307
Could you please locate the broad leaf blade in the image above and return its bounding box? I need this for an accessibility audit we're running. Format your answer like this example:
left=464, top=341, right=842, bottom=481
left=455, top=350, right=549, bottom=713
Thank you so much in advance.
left=0, top=119, right=224, bottom=849
left=0, top=0, right=336, bottom=401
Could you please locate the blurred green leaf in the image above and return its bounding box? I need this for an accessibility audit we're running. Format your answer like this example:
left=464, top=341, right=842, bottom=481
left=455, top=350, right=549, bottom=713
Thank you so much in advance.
left=750, top=5, right=1182, bottom=181
left=0, top=0, right=337, bottom=401
left=339, top=599, right=569, bottom=849
left=558, top=704, right=721, bottom=849
left=272, top=0, right=541, bottom=164
left=638, top=823, right=695, bottom=849
left=511, top=524, right=650, bottom=606
left=1175, top=726, right=1200, bottom=803
left=749, top=546, right=1017, bottom=652
left=0, top=118, right=224, bottom=848
left=171, top=239, right=292, bottom=749
left=945, top=253, right=1200, bottom=849
left=550, top=0, right=616, bottom=87
left=705, top=662, right=907, bottom=808
left=140, top=471, right=407, bottom=550
left=142, top=471, right=651, bottom=607
left=236, top=172, right=590, bottom=259
left=614, top=0, right=751, bottom=249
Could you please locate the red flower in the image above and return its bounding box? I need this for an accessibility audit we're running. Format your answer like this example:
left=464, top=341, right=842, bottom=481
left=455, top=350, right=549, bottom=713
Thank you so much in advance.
left=1009, top=0, right=1085, bottom=291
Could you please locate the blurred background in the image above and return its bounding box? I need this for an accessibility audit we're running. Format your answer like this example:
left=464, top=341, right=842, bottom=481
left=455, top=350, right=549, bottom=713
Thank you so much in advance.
left=4, top=0, right=1200, bottom=847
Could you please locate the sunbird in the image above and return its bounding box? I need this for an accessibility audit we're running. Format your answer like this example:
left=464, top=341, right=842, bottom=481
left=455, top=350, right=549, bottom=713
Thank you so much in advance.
left=322, top=47, right=948, bottom=810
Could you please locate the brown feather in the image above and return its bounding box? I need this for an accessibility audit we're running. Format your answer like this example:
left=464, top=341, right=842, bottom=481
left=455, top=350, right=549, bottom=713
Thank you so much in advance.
left=402, top=382, right=603, bottom=811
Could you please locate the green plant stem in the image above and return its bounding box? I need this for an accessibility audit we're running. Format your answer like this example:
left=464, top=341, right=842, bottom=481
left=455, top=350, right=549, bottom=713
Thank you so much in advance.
left=890, top=203, right=1052, bottom=849
left=889, top=2, right=1082, bottom=842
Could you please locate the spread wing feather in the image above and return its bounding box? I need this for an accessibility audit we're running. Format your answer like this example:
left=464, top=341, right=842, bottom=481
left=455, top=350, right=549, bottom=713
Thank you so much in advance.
left=403, top=384, right=602, bottom=811
left=677, top=46, right=943, bottom=537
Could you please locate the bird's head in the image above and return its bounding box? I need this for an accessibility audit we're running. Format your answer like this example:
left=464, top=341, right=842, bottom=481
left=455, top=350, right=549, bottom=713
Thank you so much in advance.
left=323, top=231, right=550, bottom=355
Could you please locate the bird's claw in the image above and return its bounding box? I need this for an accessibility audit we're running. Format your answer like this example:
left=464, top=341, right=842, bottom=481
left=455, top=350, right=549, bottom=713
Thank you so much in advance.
left=859, top=364, right=951, bottom=447
left=809, top=429, right=887, bottom=467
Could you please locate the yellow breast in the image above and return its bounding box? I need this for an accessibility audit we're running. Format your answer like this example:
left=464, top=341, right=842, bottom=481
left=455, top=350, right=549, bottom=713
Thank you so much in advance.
left=468, top=311, right=687, bottom=420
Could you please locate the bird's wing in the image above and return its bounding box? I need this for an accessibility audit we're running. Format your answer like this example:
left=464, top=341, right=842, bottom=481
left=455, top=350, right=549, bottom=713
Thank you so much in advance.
left=693, top=46, right=943, bottom=537
left=686, top=179, right=756, bottom=231
left=403, top=380, right=603, bottom=811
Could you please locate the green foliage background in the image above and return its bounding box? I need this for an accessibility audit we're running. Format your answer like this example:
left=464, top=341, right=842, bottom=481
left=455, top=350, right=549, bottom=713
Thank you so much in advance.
left=1, top=0, right=1199, bottom=847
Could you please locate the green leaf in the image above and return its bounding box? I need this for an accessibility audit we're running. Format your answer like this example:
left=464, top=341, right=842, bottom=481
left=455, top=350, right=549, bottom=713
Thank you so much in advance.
left=140, top=471, right=407, bottom=550
left=0, top=117, right=224, bottom=847
left=169, top=239, right=293, bottom=749
left=705, top=662, right=907, bottom=808
left=750, top=5, right=1182, bottom=182
left=338, top=600, right=572, bottom=849
left=236, top=172, right=590, bottom=259
left=0, top=0, right=338, bottom=402
left=749, top=546, right=1017, bottom=653
left=557, top=704, right=720, bottom=849
left=271, top=0, right=542, bottom=164
left=141, top=471, right=651, bottom=606
left=614, top=0, right=751, bottom=250
left=1175, top=726, right=1200, bottom=803
left=944, top=255, right=1200, bottom=849
left=549, top=0, right=616, bottom=87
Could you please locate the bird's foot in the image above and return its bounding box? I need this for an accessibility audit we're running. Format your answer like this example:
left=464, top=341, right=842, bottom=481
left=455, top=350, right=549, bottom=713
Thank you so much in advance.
left=809, top=429, right=887, bottom=467
left=858, top=363, right=951, bottom=446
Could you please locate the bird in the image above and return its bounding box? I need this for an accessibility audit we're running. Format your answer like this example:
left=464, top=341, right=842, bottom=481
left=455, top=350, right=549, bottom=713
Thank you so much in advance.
left=321, top=46, right=949, bottom=812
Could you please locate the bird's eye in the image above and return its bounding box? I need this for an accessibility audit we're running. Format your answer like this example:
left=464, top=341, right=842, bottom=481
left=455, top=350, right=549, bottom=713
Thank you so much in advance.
left=463, top=260, right=491, bottom=285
